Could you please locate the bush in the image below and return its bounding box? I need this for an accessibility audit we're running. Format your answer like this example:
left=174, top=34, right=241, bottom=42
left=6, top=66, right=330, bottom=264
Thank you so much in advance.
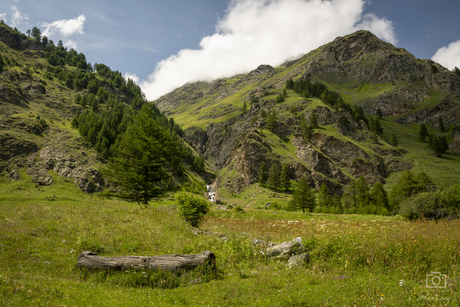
left=176, top=192, right=210, bottom=227
left=399, top=185, right=460, bottom=220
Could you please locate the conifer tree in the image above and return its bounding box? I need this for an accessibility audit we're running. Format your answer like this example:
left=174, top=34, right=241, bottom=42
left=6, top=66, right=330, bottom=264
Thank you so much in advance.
left=376, top=107, right=383, bottom=119
left=438, top=117, right=445, bottom=132
left=299, top=114, right=311, bottom=141
left=370, top=182, right=389, bottom=210
left=309, top=112, right=318, bottom=129
left=289, top=178, right=315, bottom=213
left=316, top=183, right=332, bottom=207
left=390, top=133, right=398, bottom=147
left=104, top=105, right=183, bottom=205
left=267, top=163, right=280, bottom=191
left=280, top=164, right=291, bottom=192
left=419, top=124, right=429, bottom=142
left=258, top=162, right=267, bottom=186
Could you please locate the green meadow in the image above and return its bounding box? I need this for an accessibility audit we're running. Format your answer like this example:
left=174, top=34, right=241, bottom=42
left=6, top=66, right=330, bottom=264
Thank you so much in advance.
left=1, top=171, right=459, bottom=306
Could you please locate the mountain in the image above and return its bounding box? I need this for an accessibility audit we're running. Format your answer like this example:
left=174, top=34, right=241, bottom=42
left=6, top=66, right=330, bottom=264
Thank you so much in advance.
left=1, top=23, right=459, bottom=201
left=155, top=30, right=460, bottom=198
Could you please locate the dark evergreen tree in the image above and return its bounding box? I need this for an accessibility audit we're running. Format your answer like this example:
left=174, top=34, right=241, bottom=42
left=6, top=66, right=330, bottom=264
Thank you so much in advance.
left=376, top=107, right=383, bottom=119
left=419, top=124, right=429, bottom=142
left=390, top=133, right=398, bottom=147
left=309, top=112, right=318, bottom=129
left=438, top=117, right=445, bottom=132
left=454, top=67, right=460, bottom=77
left=280, top=164, right=291, bottom=192
left=258, top=162, right=267, bottom=186
left=31, top=26, right=41, bottom=42
left=266, top=110, right=277, bottom=132
left=370, top=182, right=389, bottom=210
left=299, top=114, right=311, bottom=141
left=316, top=183, right=332, bottom=208
left=289, top=178, right=315, bottom=213
left=104, top=105, right=183, bottom=205
left=267, top=163, right=280, bottom=191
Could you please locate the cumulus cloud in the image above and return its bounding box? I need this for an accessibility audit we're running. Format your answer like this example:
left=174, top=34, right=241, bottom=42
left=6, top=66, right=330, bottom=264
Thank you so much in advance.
left=124, top=72, right=140, bottom=84
left=141, top=0, right=397, bottom=101
left=10, top=6, right=28, bottom=27
left=432, top=40, right=460, bottom=70
left=42, top=15, right=86, bottom=37
left=65, top=40, right=77, bottom=50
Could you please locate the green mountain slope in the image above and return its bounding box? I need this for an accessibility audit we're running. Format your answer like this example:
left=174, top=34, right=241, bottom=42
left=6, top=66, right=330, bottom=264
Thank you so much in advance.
left=155, top=30, right=460, bottom=200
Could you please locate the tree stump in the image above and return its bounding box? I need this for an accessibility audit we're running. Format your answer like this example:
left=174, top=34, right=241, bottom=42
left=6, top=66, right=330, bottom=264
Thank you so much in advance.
left=77, top=251, right=216, bottom=273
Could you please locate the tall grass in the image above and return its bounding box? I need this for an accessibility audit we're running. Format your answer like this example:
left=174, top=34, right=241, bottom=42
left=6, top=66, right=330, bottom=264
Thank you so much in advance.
left=1, top=172, right=459, bottom=306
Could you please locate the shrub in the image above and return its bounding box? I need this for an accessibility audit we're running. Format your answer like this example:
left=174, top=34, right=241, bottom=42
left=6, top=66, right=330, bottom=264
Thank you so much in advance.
left=399, top=185, right=460, bottom=220
left=176, top=192, right=210, bottom=227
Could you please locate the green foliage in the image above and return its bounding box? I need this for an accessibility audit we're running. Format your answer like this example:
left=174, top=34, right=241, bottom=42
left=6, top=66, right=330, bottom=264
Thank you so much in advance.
left=430, top=64, right=439, bottom=74
left=454, top=67, right=460, bottom=77
left=0, top=55, right=4, bottom=72
left=104, top=105, right=184, bottom=205
left=316, top=183, right=332, bottom=207
left=342, top=176, right=370, bottom=209
left=438, top=117, right=445, bottom=132
left=370, top=182, right=389, bottom=210
left=400, top=185, right=460, bottom=220
left=280, top=164, right=291, bottom=192
left=289, top=178, right=315, bottom=213
left=266, top=110, right=277, bottom=132
left=391, top=170, right=435, bottom=207
left=428, top=134, right=448, bottom=157
left=418, top=124, right=428, bottom=142
left=267, top=163, right=280, bottom=191
left=258, top=162, right=267, bottom=186
left=390, top=132, right=398, bottom=147
left=299, top=114, right=312, bottom=141
left=376, top=107, right=383, bottom=119
left=176, top=192, right=210, bottom=227
left=31, top=26, right=41, bottom=42
left=309, top=112, right=318, bottom=129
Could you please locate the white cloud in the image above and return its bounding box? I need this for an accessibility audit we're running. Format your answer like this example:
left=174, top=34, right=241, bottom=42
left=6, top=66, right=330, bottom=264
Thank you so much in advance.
left=140, top=0, right=397, bottom=101
left=432, top=40, right=460, bottom=70
left=124, top=72, right=140, bottom=84
left=0, top=13, right=6, bottom=22
left=42, top=15, right=86, bottom=37
left=10, top=5, right=28, bottom=27
left=65, top=40, right=77, bottom=50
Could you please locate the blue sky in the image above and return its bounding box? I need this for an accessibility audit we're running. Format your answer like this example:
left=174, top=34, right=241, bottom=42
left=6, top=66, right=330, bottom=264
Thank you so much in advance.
left=1, top=0, right=460, bottom=100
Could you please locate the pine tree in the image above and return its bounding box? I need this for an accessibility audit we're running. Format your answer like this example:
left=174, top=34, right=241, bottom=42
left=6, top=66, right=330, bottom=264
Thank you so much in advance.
left=299, top=115, right=311, bottom=141
left=376, top=107, right=383, bottom=119
left=258, top=162, right=267, bottom=186
left=390, top=133, right=398, bottom=147
left=267, top=110, right=277, bottom=132
left=242, top=101, right=248, bottom=113
left=267, top=163, right=280, bottom=191
left=370, top=182, right=389, bottom=210
left=289, top=178, right=315, bottom=213
left=309, top=112, right=318, bottom=129
left=280, top=164, right=291, bottom=192
left=438, top=117, right=445, bottom=132
left=104, top=105, right=183, bottom=205
left=316, top=183, right=332, bottom=207
left=419, top=124, right=429, bottom=142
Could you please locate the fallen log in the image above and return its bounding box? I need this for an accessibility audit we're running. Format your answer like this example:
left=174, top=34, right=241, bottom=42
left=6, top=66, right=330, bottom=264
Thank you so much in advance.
left=77, top=251, right=216, bottom=273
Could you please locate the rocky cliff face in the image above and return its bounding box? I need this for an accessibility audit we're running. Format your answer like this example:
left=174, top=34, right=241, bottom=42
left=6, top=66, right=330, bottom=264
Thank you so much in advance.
left=0, top=26, right=45, bottom=51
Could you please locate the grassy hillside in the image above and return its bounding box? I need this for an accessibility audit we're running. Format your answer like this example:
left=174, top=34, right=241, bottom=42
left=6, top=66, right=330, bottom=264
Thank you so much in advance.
left=0, top=172, right=459, bottom=306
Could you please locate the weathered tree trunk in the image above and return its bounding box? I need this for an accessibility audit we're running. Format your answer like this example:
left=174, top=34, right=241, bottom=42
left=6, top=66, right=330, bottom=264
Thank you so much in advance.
left=77, top=251, right=216, bottom=273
